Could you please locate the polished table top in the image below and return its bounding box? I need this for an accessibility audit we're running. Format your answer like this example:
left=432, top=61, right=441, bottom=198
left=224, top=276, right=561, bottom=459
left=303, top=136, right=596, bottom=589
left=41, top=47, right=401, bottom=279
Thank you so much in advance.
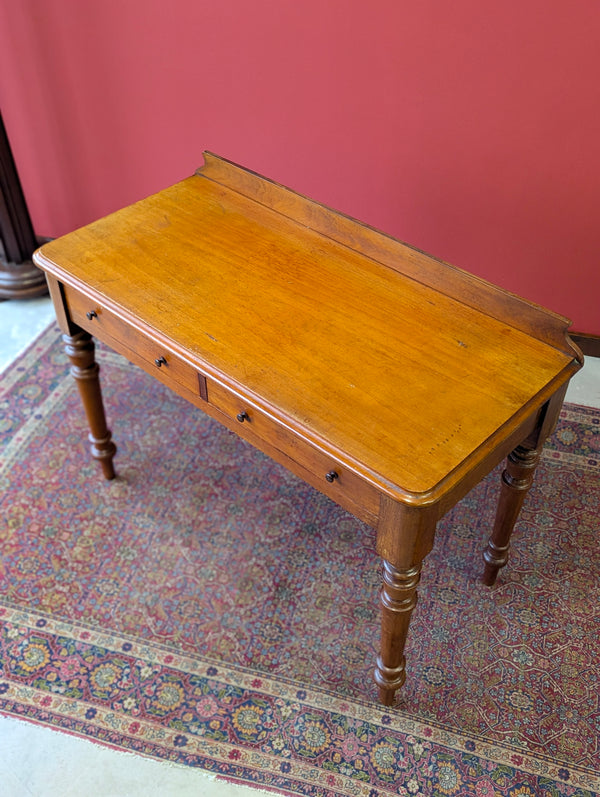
left=34, top=153, right=583, bottom=703
left=35, top=154, right=579, bottom=507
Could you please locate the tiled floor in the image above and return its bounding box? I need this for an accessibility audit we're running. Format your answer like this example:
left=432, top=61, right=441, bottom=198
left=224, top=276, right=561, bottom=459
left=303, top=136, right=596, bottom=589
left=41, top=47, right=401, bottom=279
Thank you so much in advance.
left=1, top=295, right=599, bottom=795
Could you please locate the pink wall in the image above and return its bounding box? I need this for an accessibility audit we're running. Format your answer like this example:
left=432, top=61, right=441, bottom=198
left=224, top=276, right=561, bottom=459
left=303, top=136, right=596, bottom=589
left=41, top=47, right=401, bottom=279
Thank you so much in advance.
left=1, top=0, right=599, bottom=333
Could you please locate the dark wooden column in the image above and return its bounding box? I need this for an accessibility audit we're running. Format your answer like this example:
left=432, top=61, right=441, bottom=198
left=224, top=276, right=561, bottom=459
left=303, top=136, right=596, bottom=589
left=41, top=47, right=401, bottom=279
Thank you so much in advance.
left=0, top=112, right=48, bottom=299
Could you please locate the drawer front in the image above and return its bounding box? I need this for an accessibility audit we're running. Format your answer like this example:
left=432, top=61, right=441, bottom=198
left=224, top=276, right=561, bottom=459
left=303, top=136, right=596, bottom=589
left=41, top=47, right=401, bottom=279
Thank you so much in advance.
left=63, top=284, right=207, bottom=399
left=208, top=380, right=380, bottom=518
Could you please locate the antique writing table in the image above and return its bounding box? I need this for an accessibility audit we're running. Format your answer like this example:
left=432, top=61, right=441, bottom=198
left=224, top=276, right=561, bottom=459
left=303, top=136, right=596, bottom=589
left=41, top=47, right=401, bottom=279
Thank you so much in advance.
left=34, top=154, right=583, bottom=705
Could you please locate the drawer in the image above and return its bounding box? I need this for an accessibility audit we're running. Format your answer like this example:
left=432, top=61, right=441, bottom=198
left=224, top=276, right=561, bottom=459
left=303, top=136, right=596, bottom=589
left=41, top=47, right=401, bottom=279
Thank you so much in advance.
left=208, top=379, right=380, bottom=519
left=63, top=284, right=208, bottom=400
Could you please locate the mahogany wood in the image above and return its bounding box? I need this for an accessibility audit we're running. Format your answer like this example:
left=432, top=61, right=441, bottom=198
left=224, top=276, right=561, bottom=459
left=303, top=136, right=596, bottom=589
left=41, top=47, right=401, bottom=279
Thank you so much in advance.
left=62, top=331, right=117, bottom=480
left=571, top=333, right=600, bottom=359
left=481, top=382, right=568, bottom=585
left=376, top=561, right=422, bottom=706
left=0, top=112, right=48, bottom=298
left=482, top=444, right=541, bottom=586
left=33, top=154, right=583, bottom=703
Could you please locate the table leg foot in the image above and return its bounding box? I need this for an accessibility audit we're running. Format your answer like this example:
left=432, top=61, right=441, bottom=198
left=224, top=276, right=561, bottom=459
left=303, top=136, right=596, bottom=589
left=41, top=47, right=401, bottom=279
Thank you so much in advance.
left=376, top=659, right=406, bottom=706
left=482, top=443, right=540, bottom=585
left=374, top=560, right=421, bottom=705
left=63, top=331, right=117, bottom=480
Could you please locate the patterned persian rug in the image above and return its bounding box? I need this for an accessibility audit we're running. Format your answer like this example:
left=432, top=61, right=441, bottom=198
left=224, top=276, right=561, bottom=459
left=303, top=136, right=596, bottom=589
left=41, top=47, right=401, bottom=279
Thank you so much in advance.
left=1, top=323, right=599, bottom=796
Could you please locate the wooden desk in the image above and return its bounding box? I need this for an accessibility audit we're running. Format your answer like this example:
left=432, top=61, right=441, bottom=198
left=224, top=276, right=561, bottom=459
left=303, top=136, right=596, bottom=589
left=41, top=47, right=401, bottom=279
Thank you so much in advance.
left=34, top=153, right=583, bottom=705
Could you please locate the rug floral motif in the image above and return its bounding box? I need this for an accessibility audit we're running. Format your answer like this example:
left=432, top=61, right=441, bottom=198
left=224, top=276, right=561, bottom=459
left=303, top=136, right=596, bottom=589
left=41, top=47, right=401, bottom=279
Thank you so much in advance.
left=0, top=324, right=599, bottom=796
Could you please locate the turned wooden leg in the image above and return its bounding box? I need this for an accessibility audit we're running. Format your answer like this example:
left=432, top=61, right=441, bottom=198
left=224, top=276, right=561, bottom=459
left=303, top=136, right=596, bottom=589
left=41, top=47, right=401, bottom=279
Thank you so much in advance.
left=63, top=331, right=117, bottom=480
left=374, top=498, right=437, bottom=705
left=482, top=443, right=541, bottom=586
left=374, top=560, right=422, bottom=705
